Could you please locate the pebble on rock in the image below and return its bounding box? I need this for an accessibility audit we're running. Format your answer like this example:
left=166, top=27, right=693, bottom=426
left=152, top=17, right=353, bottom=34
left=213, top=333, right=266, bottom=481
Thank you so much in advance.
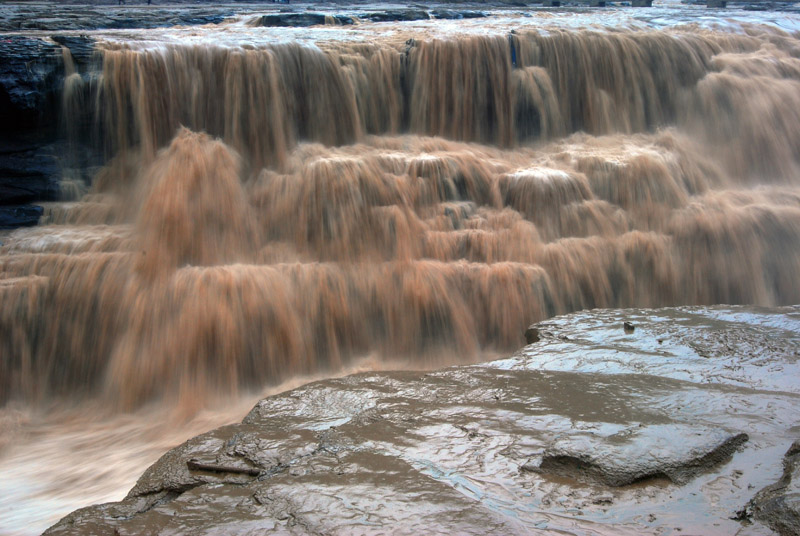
left=525, top=326, right=540, bottom=344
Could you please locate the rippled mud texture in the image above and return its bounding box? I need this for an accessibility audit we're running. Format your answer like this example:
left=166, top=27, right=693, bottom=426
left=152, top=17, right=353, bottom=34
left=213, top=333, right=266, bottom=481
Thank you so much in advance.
left=743, top=440, right=800, bottom=535
left=44, top=306, right=800, bottom=535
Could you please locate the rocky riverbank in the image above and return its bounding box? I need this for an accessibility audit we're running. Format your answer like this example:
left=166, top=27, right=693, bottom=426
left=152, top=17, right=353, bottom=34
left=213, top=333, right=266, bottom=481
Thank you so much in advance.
left=44, top=305, right=800, bottom=535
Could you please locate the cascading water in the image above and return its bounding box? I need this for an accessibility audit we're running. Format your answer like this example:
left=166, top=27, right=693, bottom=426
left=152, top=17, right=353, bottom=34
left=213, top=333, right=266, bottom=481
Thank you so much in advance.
left=2, top=6, right=800, bottom=535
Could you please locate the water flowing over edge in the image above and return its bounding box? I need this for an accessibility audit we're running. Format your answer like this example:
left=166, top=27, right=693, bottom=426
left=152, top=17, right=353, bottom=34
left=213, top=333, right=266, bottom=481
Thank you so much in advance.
left=1, top=14, right=800, bottom=535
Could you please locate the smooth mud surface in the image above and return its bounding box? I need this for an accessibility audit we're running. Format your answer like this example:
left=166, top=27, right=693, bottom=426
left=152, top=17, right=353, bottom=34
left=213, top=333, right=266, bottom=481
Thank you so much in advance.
left=44, top=305, right=800, bottom=535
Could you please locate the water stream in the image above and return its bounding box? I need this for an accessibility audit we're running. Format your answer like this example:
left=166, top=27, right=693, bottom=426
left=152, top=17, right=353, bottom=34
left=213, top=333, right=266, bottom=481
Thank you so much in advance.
left=1, top=2, right=800, bottom=534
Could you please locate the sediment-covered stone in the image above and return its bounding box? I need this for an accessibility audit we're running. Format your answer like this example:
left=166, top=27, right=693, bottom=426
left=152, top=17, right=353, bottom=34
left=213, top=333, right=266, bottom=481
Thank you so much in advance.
left=524, top=424, right=749, bottom=486
left=743, top=440, right=800, bottom=535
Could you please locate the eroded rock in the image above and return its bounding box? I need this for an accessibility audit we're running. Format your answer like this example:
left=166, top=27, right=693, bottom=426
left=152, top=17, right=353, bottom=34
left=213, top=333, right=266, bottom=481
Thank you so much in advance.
left=363, top=10, right=431, bottom=22
left=524, top=424, right=749, bottom=486
left=51, top=35, right=96, bottom=68
left=430, top=10, right=488, bottom=19
left=0, top=36, right=61, bottom=129
left=0, top=205, right=43, bottom=229
left=250, top=13, right=355, bottom=27
left=743, top=440, right=800, bottom=535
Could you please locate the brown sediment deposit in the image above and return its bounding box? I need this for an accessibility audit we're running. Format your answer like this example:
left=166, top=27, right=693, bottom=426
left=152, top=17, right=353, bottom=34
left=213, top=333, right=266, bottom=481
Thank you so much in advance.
left=1, top=3, right=800, bottom=534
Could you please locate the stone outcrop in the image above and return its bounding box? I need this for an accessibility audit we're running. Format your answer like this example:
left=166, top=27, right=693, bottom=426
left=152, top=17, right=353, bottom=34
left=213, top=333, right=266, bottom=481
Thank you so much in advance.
left=250, top=9, right=487, bottom=27
left=430, top=10, right=488, bottom=19
left=0, top=37, right=63, bottom=224
left=362, top=9, right=431, bottom=22
left=523, top=425, right=749, bottom=486
left=741, top=440, right=800, bottom=535
left=0, top=140, right=60, bottom=204
left=251, top=13, right=356, bottom=27
left=0, top=32, right=98, bottom=226
left=0, top=204, right=44, bottom=228
left=0, top=36, right=62, bottom=130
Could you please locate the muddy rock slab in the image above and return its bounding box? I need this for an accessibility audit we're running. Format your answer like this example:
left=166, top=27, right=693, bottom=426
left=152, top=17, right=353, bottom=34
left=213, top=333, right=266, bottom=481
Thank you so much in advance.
left=744, top=440, right=800, bottom=535
left=524, top=424, right=749, bottom=486
left=45, top=306, right=800, bottom=534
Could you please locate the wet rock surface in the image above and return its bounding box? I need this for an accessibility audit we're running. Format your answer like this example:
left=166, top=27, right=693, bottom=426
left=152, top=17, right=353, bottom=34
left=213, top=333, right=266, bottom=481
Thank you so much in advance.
left=0, top=36, right=61, bottom=129
left=362, top=9, right=431, bottom=22
left=51, top=34, right=97, bottom=67
left=0, top=204, right=43, bottom=228
left=0, top=144, right=60, bottom=204
left=249, top=8, right=487, bottom=27
left=251, top=13, right=356, bottom=27
left=45, top=305, right=800, bottom=535
left=743, top=440, right=800, bottom=535
left=430, top=9, right=488, bottom=19
left=525, top=425, right=749, bottom=486
left=0, top=3, right=489, bottom=32
left=0, top=29, right=99, bottom=223
left=0, top=34, right=96, bottom=216
left=0, top=4, right=235, bottom=32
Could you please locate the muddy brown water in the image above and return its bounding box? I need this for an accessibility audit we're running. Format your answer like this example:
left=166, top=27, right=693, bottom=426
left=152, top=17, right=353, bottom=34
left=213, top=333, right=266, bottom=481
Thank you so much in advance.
left=1, top=2, right=800, bottom=534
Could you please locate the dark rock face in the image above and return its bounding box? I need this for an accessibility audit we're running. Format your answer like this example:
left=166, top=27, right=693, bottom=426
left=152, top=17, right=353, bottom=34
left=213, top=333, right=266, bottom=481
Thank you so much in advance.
left=0, top=32, right=97, bottom=225
left=250, top=10, right=446, bottom=27
left=0, top=140, right=61, bottom=203
left=430, top=10, right=488, bottom=19
left=43, top=306, right=800, bottom=535
left=0, top=205, right=43, bottom=228
left=362, top=9, right=431, bottom=22
left=0, top=36, right=61, bottom=130
left=51, top=35, right=97, bottom=68
left=251, top=13, right=355, bottom=27
left=743, top=440, right=800, bottom=535
left=0, top=36, right=64, bottom=223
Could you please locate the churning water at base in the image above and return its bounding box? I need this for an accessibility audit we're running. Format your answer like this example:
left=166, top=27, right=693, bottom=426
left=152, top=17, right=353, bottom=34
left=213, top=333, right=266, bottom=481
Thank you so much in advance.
left=0, top=356, right=438, bottom=536
left=2, top=4, right=800, bottom=534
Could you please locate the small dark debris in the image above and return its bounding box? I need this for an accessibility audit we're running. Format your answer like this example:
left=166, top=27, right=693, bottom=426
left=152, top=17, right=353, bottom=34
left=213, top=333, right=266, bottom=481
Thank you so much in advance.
left=186, top=458, right=260, bottom=476
left=525, top=326, right=540, bottom=344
